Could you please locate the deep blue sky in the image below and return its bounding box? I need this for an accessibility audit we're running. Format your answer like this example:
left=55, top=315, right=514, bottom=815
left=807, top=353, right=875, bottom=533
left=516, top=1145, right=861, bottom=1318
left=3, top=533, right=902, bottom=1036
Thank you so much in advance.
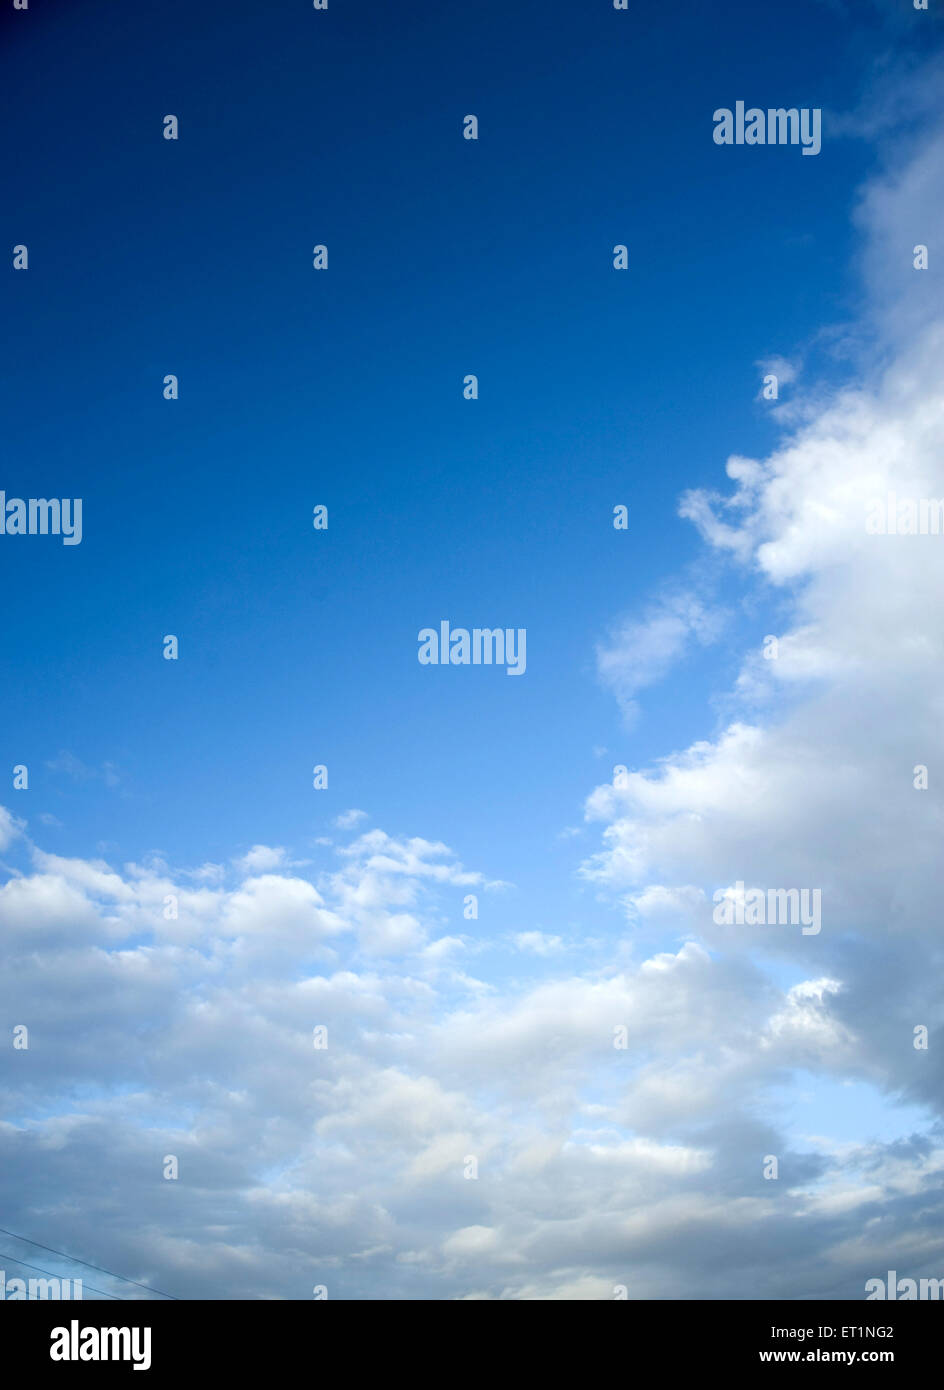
left=0, top=0, right=911, bottom=933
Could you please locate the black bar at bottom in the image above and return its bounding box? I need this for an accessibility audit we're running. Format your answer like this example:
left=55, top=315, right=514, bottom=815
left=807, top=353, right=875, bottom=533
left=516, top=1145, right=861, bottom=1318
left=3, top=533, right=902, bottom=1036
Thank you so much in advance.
left=1, top=1298, right=936, bottom=1376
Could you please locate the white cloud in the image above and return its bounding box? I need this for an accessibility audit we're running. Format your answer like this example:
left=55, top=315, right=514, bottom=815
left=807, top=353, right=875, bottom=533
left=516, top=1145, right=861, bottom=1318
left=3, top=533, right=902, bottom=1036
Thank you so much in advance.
left=0, top=805, right=24, bottom=851
left=442, top=1226, right=501, bottom=1258
left=513, top=931, right=564, bottom=956
left=0, top=810, right=939, bottom=1299
left=234, top=844, right=288, bottom=874
left=595, top=591, right=725, bottom=723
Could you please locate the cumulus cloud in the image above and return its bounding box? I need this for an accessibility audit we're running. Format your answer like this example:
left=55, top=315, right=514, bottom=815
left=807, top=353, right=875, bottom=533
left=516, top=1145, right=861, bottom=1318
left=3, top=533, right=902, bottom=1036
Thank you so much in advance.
left=576, top=69, right=944, bottom=1297
left=234, top=844, right=289, bottom=874
left=5, top=807, right=918, bottom=1301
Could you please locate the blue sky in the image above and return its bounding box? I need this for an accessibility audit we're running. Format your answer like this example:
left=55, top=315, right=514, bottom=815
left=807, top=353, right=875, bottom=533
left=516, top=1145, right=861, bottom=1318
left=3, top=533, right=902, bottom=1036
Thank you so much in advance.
left=2, top=0, right=944, bottom=1301
left=2, top=0, right=875, bottom=881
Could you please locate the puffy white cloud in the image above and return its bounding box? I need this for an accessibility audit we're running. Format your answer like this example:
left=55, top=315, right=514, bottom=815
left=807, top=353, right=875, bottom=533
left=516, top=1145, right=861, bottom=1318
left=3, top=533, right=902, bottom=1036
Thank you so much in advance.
left=234, top=845, right=288, bottom=874
left=571, top=73, right=944, bottom=1300
left=1, top=816, right=875, bottom=1300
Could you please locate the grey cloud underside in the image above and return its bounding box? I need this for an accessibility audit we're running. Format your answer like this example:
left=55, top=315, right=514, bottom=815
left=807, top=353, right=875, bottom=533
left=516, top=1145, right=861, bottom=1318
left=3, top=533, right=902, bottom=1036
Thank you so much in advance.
left=1, top=822, right=943, bottom=1298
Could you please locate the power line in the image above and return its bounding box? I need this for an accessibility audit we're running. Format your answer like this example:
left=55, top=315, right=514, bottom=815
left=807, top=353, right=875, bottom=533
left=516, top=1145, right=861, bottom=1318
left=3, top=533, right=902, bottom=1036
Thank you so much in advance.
left=0, top=1226, right=178, bottom=1300
left=1, top=1251, right=120, bottom=1301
